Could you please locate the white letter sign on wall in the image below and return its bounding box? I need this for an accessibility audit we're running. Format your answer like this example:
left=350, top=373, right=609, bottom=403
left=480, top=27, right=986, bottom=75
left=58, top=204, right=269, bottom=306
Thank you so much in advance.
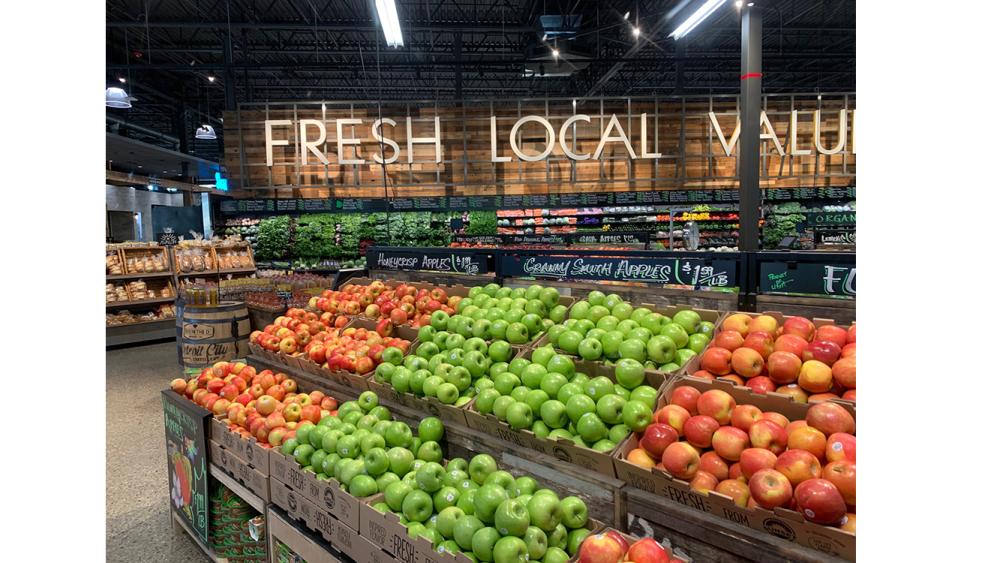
left=371, top=118, right=400, bottom=164
left=407, top=116, right=442, bottom=163
left=709, top=113, right=741, bottom=157
left=336, top=119, right=365, bottom=165
left=759, top=112, right=785, bottom=156
left=299, top=119, right=329, bottom=165
left=265, top=119, right=292, bottom=166
left=639, top=113, right=662, bottom=158
left=593, top=115, right=638, bottom=159
left=814, top=109, right=848, bottom=155
left=558, top=115, right=592, bottom=161
left=490, top=116, right=512, bottom=162
left=709, top=106, right=855, bottom=157
left=789, top=110, right=811, bottom=156
left=509, top=116, right=556, bottom=162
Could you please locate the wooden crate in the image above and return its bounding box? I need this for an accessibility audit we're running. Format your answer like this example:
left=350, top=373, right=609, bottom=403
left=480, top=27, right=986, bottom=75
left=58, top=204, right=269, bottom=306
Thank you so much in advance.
left=214, top=242, right=257, bottom=273
left=174, top=246, right=219, bottom=275
left=120, top=245, right=171, bottom=275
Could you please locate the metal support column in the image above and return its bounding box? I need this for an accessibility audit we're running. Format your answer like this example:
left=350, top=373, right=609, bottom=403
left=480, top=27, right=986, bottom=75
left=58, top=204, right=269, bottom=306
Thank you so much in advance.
left=223, top=0, right=237, bottom=111
left=454, top=32, right=463, bottom=99
left=738, top=4, right=762, bottom=251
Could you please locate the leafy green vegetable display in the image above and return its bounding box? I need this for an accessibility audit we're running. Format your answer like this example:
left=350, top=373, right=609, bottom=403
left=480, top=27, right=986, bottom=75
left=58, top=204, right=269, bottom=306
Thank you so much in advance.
left=255, top=216, right=292, bottom=259
left=466, top=210, right=498, bottom=235
left=292, top=214, right=338, bottom=259
left=764, top=203, right=807, bottom=248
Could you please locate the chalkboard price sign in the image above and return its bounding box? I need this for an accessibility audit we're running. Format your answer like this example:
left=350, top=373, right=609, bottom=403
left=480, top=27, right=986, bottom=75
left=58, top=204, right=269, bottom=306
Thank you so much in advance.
left=501, top=254, right=738, bottom=288
left=368, top=249, right=488, bottom=275
left=161, top=390, right=210, bottom=543
left=157, top=232, right=180, bottom=246
left=759, top=261, right=856, bottom=296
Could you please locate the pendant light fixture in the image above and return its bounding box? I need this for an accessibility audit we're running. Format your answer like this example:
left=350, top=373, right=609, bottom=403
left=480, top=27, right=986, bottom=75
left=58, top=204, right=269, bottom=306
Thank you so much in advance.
left=195, top=124, right=217, bottom=139
left=106, top=87, right=133, bottom=108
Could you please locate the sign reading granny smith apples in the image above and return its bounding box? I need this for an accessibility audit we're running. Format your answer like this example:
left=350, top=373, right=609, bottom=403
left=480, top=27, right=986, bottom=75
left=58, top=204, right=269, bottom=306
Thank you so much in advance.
left=502, top=254, right=738, bottom=288
left=367, top=249, right=489, bottom=275
left=162, top=390, right=211, bottom=543
left=758, top=261, right=856, bottom=296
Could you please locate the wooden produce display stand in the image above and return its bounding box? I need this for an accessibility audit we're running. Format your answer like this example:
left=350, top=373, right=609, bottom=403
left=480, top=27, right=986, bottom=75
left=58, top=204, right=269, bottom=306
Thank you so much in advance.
left=106, top=243, right=178, bottom=345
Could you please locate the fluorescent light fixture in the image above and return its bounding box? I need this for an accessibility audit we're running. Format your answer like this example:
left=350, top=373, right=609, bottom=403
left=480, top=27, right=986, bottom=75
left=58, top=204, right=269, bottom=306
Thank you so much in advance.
left=195, top=124, right=217, bottom=139
left=623, top=11, right=630, bottom=20
left=671, top=0, right=727, bottom=39
left=375, top=0, right=404, bottom=47
left=735, top=0, right=743, bottom=7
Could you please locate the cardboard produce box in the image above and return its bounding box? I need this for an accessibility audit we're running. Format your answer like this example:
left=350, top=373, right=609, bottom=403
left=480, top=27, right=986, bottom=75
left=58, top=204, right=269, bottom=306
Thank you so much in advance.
left=566, top=528, right=692, bottom=563
left=269, top=448, right=373, bottom=531
left=209, top=441, right=270, bottom=502
left=461, top=359, right=664, bottom=477
left=270, top=481, right=395, bottom=563
left=209, top=416, right=271, bottom=475
left=613, top=376, right=856, bottom=560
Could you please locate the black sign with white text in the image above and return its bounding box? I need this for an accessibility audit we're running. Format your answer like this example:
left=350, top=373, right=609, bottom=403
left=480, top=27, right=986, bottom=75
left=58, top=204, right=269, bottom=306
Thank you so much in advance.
left=501, top=253, right=738, bottom=288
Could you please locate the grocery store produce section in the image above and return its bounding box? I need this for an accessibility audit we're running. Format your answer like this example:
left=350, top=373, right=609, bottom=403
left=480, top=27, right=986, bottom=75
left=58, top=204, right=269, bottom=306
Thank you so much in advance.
left=164, top=274, right=856, bottom=563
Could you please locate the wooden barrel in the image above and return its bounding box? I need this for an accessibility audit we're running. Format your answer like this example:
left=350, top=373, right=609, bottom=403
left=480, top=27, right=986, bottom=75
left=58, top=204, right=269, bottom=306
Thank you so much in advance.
left=176, top=301, right=251, bottom=369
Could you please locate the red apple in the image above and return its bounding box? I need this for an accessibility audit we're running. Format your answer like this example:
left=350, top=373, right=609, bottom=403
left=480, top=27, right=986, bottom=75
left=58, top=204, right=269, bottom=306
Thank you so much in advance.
left=747, top=315, right=779, bottom=337
left=661, top=442, right=701, bottom=479
left=578, top=532, right=626, bottom=563
left=775, top=384, right=808, bottom=403
left=794, top=478, right=847, bottom=524
left=774, top=334, right=809, bottom=358
left=669, top=386, right=701, bottom=415
left=730, top=404, right=763, bottom=432
left=627, top=448, right=657, bottom=469
left=781, top=316, right=815, bottom=341
left=831, top=357, right=856, bottom=389
left=806, top=402, right=856, bottom=436
left=267, top=427, right=289, bottom=447
left=742, top=333, right=775, bottom=360
left=721, top=313, right=753, bottom=336
left=815, top=325, right=848, bottom=348
left=748, top=420, right=788, bottom=454
left=822, top=460, right=856, bottom=505
left=767, top=351, right=802, bottom=385
left=300, top=405, right=321, bottom=425
left=696, top=389, right=736, bottom=425
left=604, top=531, right=631, bottom=558
left=256, top=395, right=278, bottom=416
left=739, top=447, right=778, bottom=479
left=788, top=425, right=828, bottom=461
left=639, top=423, right=679, bottom=459
left=825, top=432, right=856, bottom=462
left=656, top=404, right=692, bottom=435
left=731, top=347, right=765, bottom=378
left=713, top=330, right=745, bottom=352
left=775, top=449, right=822, bottom=486
left=690, top=370, right=715, bottom=380
left=745, top=376, right=776, bottom=395
left=170, top=378, right=187, bottom=394
left=761, top=411, right=789, bottom=428
left=803, top=340, right=842, bottom=367
left=699, top=451, right=730, bottom=481
left=689, top=470, right=720, bottom=494
left=711, top=426, right=750, bottom=462
left=700, top=347, right=733, bottom=376
left=729, top=463, right=745, bottom=483
left=682, top=415, right=720, bottom=448
left=626, top=538, right=670, bottom=563
left=749, top=469, right=793, bottom=509
left=320, top=396, right=338, bottom=411
left=715, top=479, right=751, bottom=507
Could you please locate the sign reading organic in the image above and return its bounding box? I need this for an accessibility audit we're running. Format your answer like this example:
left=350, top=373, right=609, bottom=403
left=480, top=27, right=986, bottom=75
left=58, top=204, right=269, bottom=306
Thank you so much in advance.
left=758, top=262, right=856, bottom=296
left=162, top=390, right=210, bottom=543
left=502, top=254, right=738, bottom=288
left=366, top=249, right=488, bottom=275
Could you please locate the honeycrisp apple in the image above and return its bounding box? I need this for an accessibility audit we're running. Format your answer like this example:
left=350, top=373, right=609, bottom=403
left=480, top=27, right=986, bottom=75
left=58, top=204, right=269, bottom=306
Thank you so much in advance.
left=794, top=478, right=847, bottom=524
left=749, top=469, right=794, bottom=509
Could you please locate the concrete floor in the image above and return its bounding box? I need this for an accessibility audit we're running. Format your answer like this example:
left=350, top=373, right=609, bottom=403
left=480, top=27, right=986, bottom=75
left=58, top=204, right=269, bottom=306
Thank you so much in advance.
left=106, top=341, right=210, bottom=562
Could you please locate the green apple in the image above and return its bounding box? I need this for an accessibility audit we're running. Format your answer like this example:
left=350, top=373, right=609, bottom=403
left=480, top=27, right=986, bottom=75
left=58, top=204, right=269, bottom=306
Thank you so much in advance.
left=626, top=327, right=653, bottom=343
left=510, top=386, right=530, bottom=403
left=508, top=358, right=531, bottom=376
left=556, top=382, right=583, bottom=405
left=526, top=492, right=563, bottom=532
left=630, top=307, right=652, bottom=322
left=431, top=310, right=451, bottom=330
left=418, top=324, right=436, bottom=342
left=567, top=528, right=590, bottom=556
left=675, top=348, right=697, bottom=367
left=309, top=449, right=327, bottom=473
left=457, top=487, right=478, bottom=514
left=387, top=446, right=414, bottom=476
left=521, top=364, right=548, bottom=389
left=595, top=315, right=620, bottom=333
left=437, top=382, right=460, bottom=404
left=575, top=412, right=608, bottom=443
left=539, top=373, right=568, bottom=398
left=601, top=330, right=625, bottom=359
left=385, top=421, right=413, bottom=448
left=474, top=483, right=508, bottom=524
left=521, top=313, right=543, bottom=336
left=445, top=349, right=467, bottom=368
left=587, top=305, right=610, bottom=324
left=565, top=394, right=596, bottom=425
left=612, top=384, right=630, bottom=399
left=469, top=454, right=498, bottom=485
left=409, top=369, right=431, bottom=396
left=577, top=337, right=603, bottom=361
left=506, top=322, right=530, bottom=344
left=548, top=304, right=568, bottom=323
left=547, top=324, right=569, bottom=344
left=530, top=345, right=556, bottom=367
left=434, top=486, right=461, bottom=512
left=595, top=394, right=627, bottom=425
left=472, top=526, right=502, bottom=562
left=629, top=385, right=658, bottom=411
left=484, top=470, right=516, bottom=491
left=559, top=496, right=588, bottom=529
left=696, top=320, right=716, bottom=334
left=673, top=310, right=702, bottom=334
left=572, top=319, right=595, bottom=336
left=586, top=328, right=607, bottom=343
left=281, top=438, right=300, bottom=457
left=335, top=434, right=359, bottom=459
left=318, top=428, right=339, bottom=454
left=531, top=420, right=550, bottom=438
left=568, top=301, right=590, bottom=321
left=382, top=346, right=405, bottom=366
left=404, top=355, right=429, bottom=373
left=539, top=287, right=561, bottom=309
left=639, top=312, right=664, bottom=334
left=658, top=322, right=689, bottom=349
left=618, top=338, right=647, bottom=363
left=622, top=400, right=653, bottom=432
left=493, top=396, right=516, bottom=421
left=488, top=340, right=513, bottom=363
left=364, top=447, right=390, bottom=476
left=611, top=302, right=633, bottom=321
left=423, top=375, right=445, bottom=398
left=476, top=388, right=502, bottom=414
left=687, top=333, right=710, bottom=354
left=437, top=506, right=465, bottom=539
left=506, top=402, right=534, bottom=430
left=375, top=362, right=395, bottom=384
left=489, top=320, right=510, bottom=341
left=402, top=489, right=434, bottom=523
left=472, top=319, right=493, bottom=339
left=523, top=526, right=548, bottom=560
left=494, top=499, right=530, bottom=537
left=391, top=368, right=411, bottom=394
left=376, top=472, right=400, bottom=493
left=540, top=400, right=569, bottom=429
left=490, top=371, right=518, bottom=395
left=485, top=308, right=505, bottom=322
left=454, top=515, right=485, bottom=550
left=548, top=429, right=574, bottom=442
left=591, top=439, right=618, bottom=453
left=543, top=547, right=569, bottom=563
left=463, top=337, right=488, bottom=355
left=493, top=537, right=529, bottom=563
left=658, top=362, right=681, bottom=373
left=545, top=354, right=575, bottom=377
left=489, top=361, right=510, bottom=378
left=646, top=334, right=677, bottom=365
left=384, top=480, right=413, bottom=512
left=546, top=523, right=568, bottom=550
left=583, top=376, right=614, bottom=401
left=415, top=461, right=445, bottom=493
left=418, top=442, right=443, bottom=465
left=433, top=331, right=451, bottom=350
left=503, top=308, right=525, bottom=325
left=451, top=363, right=475, bottom=389
left=585, top=290, right=604, bottom=307
left=349, top=474, right=378, bottom=498
left=613, top=358, right=647, bottom=390
left=340, top=410, right=363, bottom=427
left=616, top=319, right=639, bottom=335
left=445, top=468, right=470, bottom=488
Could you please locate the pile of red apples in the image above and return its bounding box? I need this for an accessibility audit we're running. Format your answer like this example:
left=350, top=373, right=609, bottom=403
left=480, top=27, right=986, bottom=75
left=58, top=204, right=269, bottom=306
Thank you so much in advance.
left=625, top=385, right=856, bottom=532
left=170, top=362, right=340, bottom=448
left=250, top=307, right=411, bottom=374
left=578, top=530, right=686, bottom=563
left=691, top=314, right=856, bottom=404
left=308, top=281, right=461, bottom=329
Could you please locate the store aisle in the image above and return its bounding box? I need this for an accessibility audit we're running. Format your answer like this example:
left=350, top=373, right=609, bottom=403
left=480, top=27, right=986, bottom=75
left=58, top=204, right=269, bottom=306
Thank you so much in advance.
left=106, top=341, right=209, bottom=562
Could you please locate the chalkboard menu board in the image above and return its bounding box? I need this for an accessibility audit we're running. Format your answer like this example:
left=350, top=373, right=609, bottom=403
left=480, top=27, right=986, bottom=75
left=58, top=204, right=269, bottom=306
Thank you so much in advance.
left=758, top=261, right=856, bottom=296
left=367, top=249, right=489, bottom=275
left=502, top=253, right=738, bottom=288
left=454, top=232, right=649, bottom=246
left=157, top=232, right=179, bottom=246
left=162, top=390, right=210, bottom=544
left=217, top=187, right=857, bottom=216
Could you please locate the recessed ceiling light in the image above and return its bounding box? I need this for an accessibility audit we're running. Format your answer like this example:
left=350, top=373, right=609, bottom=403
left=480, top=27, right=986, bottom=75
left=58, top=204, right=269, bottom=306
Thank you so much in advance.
left=552, top=48, right=560, bottom=59
left=632, top=26, right=641, bottom=37
left=207, top=75, right=216, bottom=82
left=118, top=77, right=127, bottom=84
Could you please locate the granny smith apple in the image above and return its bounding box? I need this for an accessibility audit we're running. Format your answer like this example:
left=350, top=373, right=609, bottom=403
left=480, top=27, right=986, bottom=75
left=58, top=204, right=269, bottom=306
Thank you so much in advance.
left=493, top=372, right=520, bottom=395
left=646, top=334, right=677, bottom=365
left=488, top=341, right=513, bottom=363
left=489, top=361, right=510, bottom=378
left=618, top=338, right=647, bottom=362
left=434, top=486, right=460, bottom=512
left=547, top=524, right=568, bottom=550
left=658, top=362, right=680, bottom=373
left=391, top=369, right=411, bottom=393
left=463, top=337, right=488, bottom=355
left=524, top=526, right=548, bottom=560
left=474, top=483, right=508, bottom=524
left=575, top=412, right=608, bottom=443
left=591, top=439, right=618, bottom=453
left=611, top=302, right=634, bottom=321
left=437, top=383, right=460, bottom=405
left=532, top=420, right=550, bottom=438
left=544, top=547, right=569, bottom=563
left=595, top=393, right=626, bottom=425
left=494, top=499, right=531, bottom=537
left=612, top=384, right=630, bottom=399
left=521, top=364, right=548, bottom=389
left=595, top=315, right=620, bottom=332
left=422, top=375, right=444, bottom=398
left=540, top=400, right=569, bottom=429
left=506, top=401, right=534, bottom=430
left=404, top=355, right=429, bottom=373
left=461, top=353, right=487, bottom=381
left=672, top=310, right=702, bottom=334
left=565, top=394, right=596, bottom=425
left=431, top=310, right=451, bottom=330
left=587, top=306, right=610, bottom=325
left=674, top=348, right=697, bottom=367
left=418, top=324, right=437, bottom=342
left=556, top=382, right=582, bottom=404
left=349, top=475, right=378, bottom=498
left=526, top=493, right=563, bottom=531
left=310, top=449, right=327, bottom=473
left=540, top=287, right=561, bottom=309
left=539, top=373, right=568, bottom=398
left=364, top=447, right=390, bottom=476
left=468, top=454, right=498, bottom=485
left=493, top=537, right=529, bottom=563
left=472, top=319, right=493, bottom=339
left=437, top=506, right=465, bottom=539
left=628, top=385, right=658, bottom=411
left=548, top=304, right=568, bottom=323
left=493, top=396, right=515, bottom=421
left=696, top=320, right=716, bottom=335
left=687, top=333, right=709, bottom=354
left=559, top=496, right=588, bottom=529
left=385, top=421, right=413, bottom=448
left=572, top=319, right=595, bottom=336
left=506, top=322, right=530, bottom=344
left=335, top=434, right=360, bottom=458
left=547, top=324, right=568, bottom=344
left=489, top=320, right=511, bottom=341
left=548, top=428, right=574, bottom=442
left=402, top=489, right=434, bottom=523
left=639, top=312, right=664, bottom=334
left=614, top=358, right=647, bottom=390
left=598, top=331, right=624, bottom=360
left=525, top=389, right=550, bottom=416
left=281, top=438, right=300, bottom=457
left=622, top=400, right=653, bottom=432
left=510, top=386, right=530, bottom=403
left=567, top=528, right=590, bottom=556
left=508, top=358, right=531, bottom=376
left=409, top=370, right=431, bottom=396
left=503, top=308, right=525, bottom=325
left=476, top=388, right=502, bottom=414
left=583, top=376, right=614, bottom=401
left=472, top=526, right=502, bottom=562
left=546, top=354, right=575, bottom=377
left=568, top=301, right=590, bottom=321
left=577, top=337, right=603, bottom=361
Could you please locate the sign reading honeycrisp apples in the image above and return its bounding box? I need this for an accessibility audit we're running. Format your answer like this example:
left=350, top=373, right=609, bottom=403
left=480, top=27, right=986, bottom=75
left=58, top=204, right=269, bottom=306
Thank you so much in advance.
left=366, top=249, right=489, bottom=275
left=502, top=254, right=739, bottom=288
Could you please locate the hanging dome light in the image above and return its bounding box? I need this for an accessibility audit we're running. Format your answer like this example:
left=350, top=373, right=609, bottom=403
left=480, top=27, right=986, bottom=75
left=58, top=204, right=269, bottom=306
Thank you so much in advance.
left=105, top=87, right=133, bottom=108
left=195, top=124, right=217, bottom=140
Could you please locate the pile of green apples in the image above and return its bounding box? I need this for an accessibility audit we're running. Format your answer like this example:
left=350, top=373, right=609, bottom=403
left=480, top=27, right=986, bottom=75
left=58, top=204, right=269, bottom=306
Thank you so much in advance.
left=280, top=392, right=449, bottom=498
left=438, top=283, right=567, bottom=346
left=373, top=327, right=516, bottom=406
left=473, top=345, right=657, bottom=452
left=549, top=290, right=716, bottom=372
left=372, top=452, right=593, bottom=563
